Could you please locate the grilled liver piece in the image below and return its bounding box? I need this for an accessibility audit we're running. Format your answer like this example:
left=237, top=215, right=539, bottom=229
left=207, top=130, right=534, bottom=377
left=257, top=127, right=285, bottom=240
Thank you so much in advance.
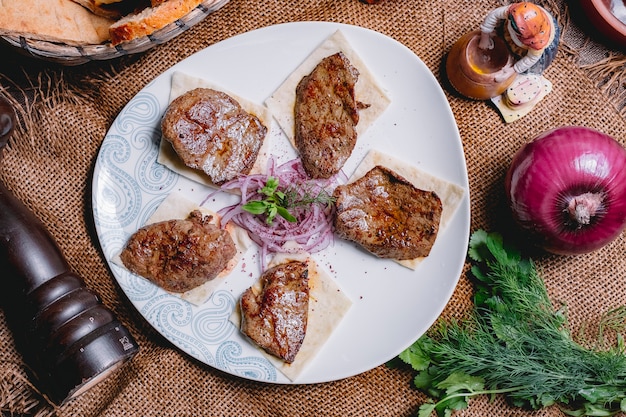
left=240, top=261, right=309, bottom=363
left=161, top=88, right=267, bottom=185
left=294, top=52, right=361, bottom=179
left=333, top=165, right=443, bottom=259
left=120, top=210, right=236, bottom=293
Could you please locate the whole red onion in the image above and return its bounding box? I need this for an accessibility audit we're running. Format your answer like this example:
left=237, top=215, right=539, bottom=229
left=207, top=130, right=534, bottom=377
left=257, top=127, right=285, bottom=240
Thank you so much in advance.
left=505, top=126, right=626, bottom=255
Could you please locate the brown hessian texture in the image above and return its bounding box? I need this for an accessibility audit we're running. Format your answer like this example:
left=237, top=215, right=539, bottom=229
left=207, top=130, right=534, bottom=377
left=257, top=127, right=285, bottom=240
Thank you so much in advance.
left=1, top=0, right=626, bottom=416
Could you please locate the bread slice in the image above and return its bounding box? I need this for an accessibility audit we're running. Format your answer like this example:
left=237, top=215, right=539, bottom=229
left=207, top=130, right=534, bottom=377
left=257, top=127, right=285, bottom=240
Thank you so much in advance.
left=0, top=0, right=115, bottom=44
left=109, top=0, right=204, bottom=45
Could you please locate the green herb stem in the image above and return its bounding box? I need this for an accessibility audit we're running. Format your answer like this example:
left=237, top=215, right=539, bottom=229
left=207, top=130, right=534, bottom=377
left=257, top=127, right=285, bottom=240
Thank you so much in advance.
left=241, top=176, right=335, bottom=225
left=399, top=230, right=626, bottom=417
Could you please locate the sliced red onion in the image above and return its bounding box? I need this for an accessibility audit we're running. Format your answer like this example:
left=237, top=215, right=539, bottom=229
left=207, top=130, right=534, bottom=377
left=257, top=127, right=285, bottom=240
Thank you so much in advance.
left=505, top=126, right=626, bottom=255
left=217, top=158, right=338, bottom=269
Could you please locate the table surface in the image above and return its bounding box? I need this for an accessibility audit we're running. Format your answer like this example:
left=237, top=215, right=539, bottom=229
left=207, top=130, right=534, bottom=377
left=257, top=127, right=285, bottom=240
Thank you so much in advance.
left=1, top=1, right=626, bottom=416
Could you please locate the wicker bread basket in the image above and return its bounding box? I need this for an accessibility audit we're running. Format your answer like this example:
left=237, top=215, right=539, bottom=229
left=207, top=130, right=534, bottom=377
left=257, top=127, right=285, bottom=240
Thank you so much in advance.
left=0, top=0, right=230, bottom=66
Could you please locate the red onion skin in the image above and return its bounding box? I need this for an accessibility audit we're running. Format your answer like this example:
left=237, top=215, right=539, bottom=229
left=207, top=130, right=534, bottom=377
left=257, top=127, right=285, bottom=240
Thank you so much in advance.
left=505, top=126, right=626, bottom=255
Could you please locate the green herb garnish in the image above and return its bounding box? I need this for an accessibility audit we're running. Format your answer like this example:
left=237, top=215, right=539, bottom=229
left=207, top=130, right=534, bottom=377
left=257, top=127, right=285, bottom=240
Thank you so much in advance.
left=399, top=230, right=626, bottom=417
left=241, top=176, right=335, bottom=225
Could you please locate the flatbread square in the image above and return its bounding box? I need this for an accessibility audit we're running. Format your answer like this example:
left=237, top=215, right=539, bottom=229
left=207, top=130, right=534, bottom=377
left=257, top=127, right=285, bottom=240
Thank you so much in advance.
left=113, top=192, right=253, bottom=305
left=265, top=29, right=391, bottom=146
left=157, top=72, right=276, bottom=188
left=349, top=149, right=466, bottom=269
left=231, top=251, right=352, bottom=381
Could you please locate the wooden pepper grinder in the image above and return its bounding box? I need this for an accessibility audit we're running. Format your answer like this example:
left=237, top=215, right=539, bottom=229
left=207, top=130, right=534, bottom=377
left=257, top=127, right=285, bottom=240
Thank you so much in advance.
left=0, top=96, right=139, bottom=404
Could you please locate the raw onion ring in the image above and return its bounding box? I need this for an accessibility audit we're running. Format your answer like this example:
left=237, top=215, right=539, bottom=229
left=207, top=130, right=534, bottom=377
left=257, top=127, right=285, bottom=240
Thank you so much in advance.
left=217, top=157, right=339, bottom=269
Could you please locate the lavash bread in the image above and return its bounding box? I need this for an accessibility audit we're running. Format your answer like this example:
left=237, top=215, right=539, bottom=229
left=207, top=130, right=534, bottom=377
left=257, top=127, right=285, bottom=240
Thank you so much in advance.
left=157, top=71, right=274, bottom=189
left=231, top=250, right=353, bottom=381
left=109, top=0, right=204, bottom=45
left=0, top=0, right=115, bottom=44
left=266, top=30, right=391, bottom=146
left=112, top=193, right=253, bottom=306
left=350, top=149, right=465, bottom=270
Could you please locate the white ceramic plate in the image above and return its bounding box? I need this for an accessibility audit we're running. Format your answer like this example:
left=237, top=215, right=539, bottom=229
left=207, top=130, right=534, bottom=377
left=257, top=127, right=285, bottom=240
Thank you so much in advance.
left=92, top=21, right=470, bottom=384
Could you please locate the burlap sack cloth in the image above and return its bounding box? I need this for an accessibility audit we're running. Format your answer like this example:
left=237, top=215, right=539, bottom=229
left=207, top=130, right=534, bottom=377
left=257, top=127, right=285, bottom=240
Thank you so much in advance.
left=1, top=0, right=626, bottom=416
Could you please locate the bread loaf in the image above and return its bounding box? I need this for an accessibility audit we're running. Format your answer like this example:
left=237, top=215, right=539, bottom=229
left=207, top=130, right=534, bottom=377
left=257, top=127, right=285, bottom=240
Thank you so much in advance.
left=109, top=0, right=204, bottom=45
left=0, top=0, right=209, bottom=47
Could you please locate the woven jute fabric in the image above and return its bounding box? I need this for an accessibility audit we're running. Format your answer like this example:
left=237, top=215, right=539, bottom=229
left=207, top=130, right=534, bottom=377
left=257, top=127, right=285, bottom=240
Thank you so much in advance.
left=1, top=0, right=626, bottom=416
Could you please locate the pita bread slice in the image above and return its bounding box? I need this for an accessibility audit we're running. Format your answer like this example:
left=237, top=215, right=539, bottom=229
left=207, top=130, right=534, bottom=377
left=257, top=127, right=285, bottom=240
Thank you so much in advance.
left=349, top=149, right=466, bottom=270
left=157, top=71, right=275, bottom=189
left=0, top=0, right=114, bottom=44
left=231, top=250, right=352, bottom=381
left=113, top=192, right=253, bottom=306
left=265, top=29, right=391, bottom=146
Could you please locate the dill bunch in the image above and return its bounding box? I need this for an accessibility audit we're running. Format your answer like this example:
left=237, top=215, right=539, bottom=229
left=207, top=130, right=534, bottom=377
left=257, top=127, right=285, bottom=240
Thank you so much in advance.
left=399, top=230, right=626, bottom=417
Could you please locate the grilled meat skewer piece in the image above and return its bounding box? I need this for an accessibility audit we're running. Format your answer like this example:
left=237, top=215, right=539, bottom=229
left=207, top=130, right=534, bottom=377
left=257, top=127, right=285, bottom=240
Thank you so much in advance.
left=294, top=52, right=363, bottom=179
left=120, top=210, right=236, bottom=293
left=240, top=261, right=309, bottom=363
left=333, top=165, right=443, bottom=260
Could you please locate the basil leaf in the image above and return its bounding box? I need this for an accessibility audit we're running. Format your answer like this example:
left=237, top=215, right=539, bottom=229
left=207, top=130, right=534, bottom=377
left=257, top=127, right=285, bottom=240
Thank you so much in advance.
left=242, top=201, right=268, bottom=215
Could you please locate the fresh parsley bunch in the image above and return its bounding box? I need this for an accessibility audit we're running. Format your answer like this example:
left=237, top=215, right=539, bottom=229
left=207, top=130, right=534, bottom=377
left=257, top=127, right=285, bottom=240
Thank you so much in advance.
left=399, top=230, right=626, bottom=417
